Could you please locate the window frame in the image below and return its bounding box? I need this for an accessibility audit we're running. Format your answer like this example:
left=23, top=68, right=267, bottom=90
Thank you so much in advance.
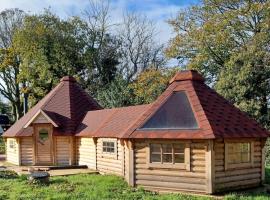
left=101, top=139, right=118, bottom=159
left=225, top=140, right=254, bottom=170
left=9, top=139, right=15, bottom=149
left=146, top=140, right=190, bottom=170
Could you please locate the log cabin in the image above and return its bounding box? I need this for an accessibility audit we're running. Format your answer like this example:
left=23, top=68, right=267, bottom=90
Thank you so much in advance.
left=2, top=70, right=269, bottom=194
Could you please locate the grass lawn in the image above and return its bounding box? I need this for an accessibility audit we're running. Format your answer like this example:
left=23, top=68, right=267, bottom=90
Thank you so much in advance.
left=0, top=137, right=5, bottom=154
left=0, top=168, right=269, bottom=200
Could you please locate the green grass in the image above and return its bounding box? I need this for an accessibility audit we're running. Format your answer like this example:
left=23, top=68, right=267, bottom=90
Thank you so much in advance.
left=0, top=173, right=211, bottom=200
left=0, top=167, right=269, bottom=200
left=0, top=137, right=5, bottom=154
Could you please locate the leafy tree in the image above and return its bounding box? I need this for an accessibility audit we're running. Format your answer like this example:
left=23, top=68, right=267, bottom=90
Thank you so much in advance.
left=0, top=9, right=25, bottom=121
left=14, top=10, right=89, bottom=104
left=129, top=68, right=178, bottom=105
left=167, top=0, right=270, bottom=162
left=97, top=75, right=131, bottom=108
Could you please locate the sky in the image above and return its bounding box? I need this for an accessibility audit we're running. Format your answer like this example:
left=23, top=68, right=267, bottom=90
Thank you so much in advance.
left=0, top=0, right=199, bottom=45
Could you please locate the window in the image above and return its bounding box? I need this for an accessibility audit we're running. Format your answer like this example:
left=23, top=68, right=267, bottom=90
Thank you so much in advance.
left=141, top=91, right=198, bottom=129
left=102, top=141, right=115, bottom=154
left=9, top=140, right=14, bottom=149
left=39, top=129, right=49, bottom=142
left=148, top=143, right=188, bottom=169
left=225, top=141, right=254, bottom=170
left=227, top=143, right=251, bottom=164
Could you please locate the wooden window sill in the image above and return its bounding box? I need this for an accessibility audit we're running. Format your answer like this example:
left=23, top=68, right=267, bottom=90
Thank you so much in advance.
left=147, top=163, right=186, bottom=170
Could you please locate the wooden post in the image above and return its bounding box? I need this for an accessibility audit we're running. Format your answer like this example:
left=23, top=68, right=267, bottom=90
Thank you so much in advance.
left=120, top=139, right=125, bottom=176
left=206, top=140, right=215, bottom=194
left=16, top=138, right=21, bottom=165
left=128, top=140, right=134, bottom=187
left=93, top=137, right=98, bottom=170
left=33, top=125, right=37, bottom=165
left=261, top=139, right=266, bottom=182
left=69, top=137, right=74, bottom=165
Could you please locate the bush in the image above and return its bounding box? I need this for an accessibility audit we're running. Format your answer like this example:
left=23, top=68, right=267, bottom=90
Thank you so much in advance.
left=0, top=170, right=18, bottom=179
left=0, top=137, right=5, bottom=154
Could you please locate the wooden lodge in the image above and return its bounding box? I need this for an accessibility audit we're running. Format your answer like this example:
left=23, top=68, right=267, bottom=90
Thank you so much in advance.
left=3, top=70, right=269, bottom=194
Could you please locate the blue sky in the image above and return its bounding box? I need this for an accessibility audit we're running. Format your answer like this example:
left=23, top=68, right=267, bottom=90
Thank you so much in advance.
left=0, top=0, right=200, bottom=44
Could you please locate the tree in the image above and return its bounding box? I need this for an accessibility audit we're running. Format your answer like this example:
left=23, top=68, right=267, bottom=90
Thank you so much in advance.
left=118, top=13, right=166, bottom=82
left=97, top=75, right=131, bottom=108
left=14, top=10, right=90, bottom=104
left=129, top=68, right=178, bottom=105
left=166, top=0, right=270, bottom=127
left=82, top=0, right=120, bottom=95
left=0, top=9, right=25, bottom=121
left=167, top=0, right=270, bottom=163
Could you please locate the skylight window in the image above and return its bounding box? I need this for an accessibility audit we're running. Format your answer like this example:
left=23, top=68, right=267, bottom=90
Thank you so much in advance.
left=141, top=91, right=198, bottom=129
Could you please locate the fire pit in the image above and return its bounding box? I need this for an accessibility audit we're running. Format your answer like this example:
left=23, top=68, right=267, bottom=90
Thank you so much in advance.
left=28, top=171, right=50, bottom=184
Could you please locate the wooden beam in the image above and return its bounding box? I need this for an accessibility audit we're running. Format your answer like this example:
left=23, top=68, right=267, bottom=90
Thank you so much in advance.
left=205, top=140, right=215, bottom=194
left=261, top=139, right=266, bottom=182
left=16, top=138, right=21, bottom=165
left=128, top=140, right=135, bottom=187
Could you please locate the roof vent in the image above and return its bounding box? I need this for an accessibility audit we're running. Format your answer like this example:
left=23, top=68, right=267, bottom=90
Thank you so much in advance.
left=60, top=76, right=77, bottom=82
left=169, top=70, right=205, bottom=84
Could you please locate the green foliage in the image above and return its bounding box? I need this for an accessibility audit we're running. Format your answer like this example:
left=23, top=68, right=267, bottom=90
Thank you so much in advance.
left=14, top=10, right=89, bottom=104
left=0, top=137, right=5, bottom=154
left=167, top=0, right=270, bottom=163
left=266, top=165, right=270, bottom=184
left=129, top=68, right=178, bottom=105
left=97, top=75, right=132, bottom=108
left=0, top=170, right=18, bottom=179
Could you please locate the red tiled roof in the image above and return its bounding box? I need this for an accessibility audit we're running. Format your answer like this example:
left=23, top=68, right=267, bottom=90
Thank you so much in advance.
left=76, top=104, right=150, bottom=138
left=4, top=71, right=269, bottom=139
left=3, top=76, right=101, bottom=137
left=122, top=70, right=269, bottom=139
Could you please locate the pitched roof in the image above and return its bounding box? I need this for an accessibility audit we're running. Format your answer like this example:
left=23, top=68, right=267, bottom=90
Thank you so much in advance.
left=75, top=104, right=150, bottom=138
left=121, top=70, right=269, bottom=139
left=3, top=76, right=101, bottom=137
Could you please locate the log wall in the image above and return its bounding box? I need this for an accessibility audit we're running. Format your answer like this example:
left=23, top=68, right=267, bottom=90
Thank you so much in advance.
left=214, top=139, right=263, bottom=192
left=20, top=137, right=33, bottom=165
left=55, top=136, right=70, bottom=165
left=134, top=139, right=207, bottom=193
left=76, top=137, right=96, bottom=169
left=6, top=138, right=20, bottom=165
left=96, top=138, right=123, bottom=176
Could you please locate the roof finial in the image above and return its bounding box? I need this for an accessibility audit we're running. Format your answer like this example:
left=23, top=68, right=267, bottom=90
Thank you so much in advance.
left=169, top=70, right=205, bottom=84
left=60, top=76, right=77, bottom=82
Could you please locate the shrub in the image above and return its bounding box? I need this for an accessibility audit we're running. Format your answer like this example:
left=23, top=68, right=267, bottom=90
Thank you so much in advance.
left=0, top=170, right=18, bottom=179
left=0, top=137, right=5, bottom=154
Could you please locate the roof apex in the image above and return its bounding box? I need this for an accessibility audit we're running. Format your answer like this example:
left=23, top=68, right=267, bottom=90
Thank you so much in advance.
left=60, top=76, right=77, bottom=82
left=169, top=70, right=205, bottom=84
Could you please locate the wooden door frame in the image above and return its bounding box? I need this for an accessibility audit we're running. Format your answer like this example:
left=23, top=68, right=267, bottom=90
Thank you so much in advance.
left=33, top=123, right=54, bottom=165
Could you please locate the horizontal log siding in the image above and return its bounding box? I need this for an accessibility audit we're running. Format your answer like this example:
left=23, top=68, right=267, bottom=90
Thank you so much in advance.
left=55, top=136, right=70, bottom=165
left=76, top=137, right=96, bottom=169
left=20, top=137, right=33, bottom=165
left=6, top=138, right=19, bottom=165
left=97, top=138, right=123, bottom=176
left=214, top=139, right=262, bottom=192
left=134, top=140, right=207, bottom=193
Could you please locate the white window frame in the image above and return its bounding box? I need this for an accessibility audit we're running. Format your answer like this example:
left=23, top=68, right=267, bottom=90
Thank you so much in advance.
left=101, top=138, right=118, bottom=159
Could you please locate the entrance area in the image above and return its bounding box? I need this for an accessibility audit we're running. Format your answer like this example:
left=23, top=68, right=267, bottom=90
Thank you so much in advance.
left=34, top=125, right=53, bottom=165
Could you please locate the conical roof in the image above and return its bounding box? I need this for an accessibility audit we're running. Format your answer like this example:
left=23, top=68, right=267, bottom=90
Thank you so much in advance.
left=3, top=76, right=101, bottom=137
left=121, top=70, right=269, bottom=139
